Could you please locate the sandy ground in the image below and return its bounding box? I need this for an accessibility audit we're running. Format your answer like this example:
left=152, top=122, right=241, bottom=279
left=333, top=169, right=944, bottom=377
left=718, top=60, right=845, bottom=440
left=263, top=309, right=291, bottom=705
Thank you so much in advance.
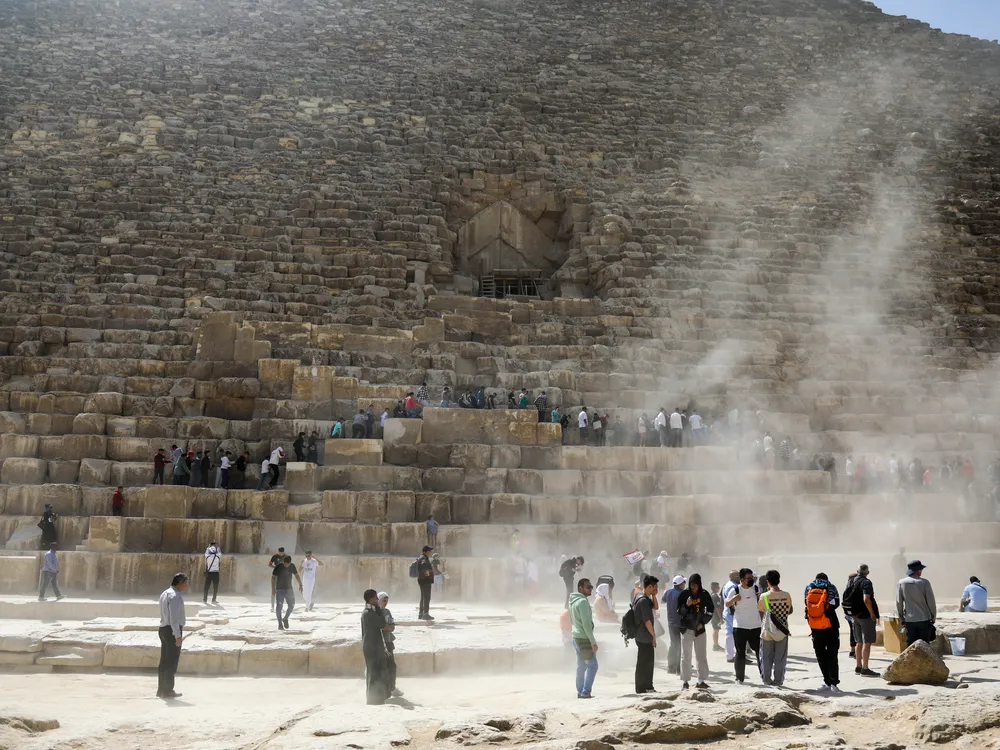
left=4, top=632, right=1000, bottom=750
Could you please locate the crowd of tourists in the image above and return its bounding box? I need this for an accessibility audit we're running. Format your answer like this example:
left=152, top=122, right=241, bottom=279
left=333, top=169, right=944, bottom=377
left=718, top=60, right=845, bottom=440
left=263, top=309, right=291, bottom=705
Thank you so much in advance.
left=559, top=556, right=971, bottom=698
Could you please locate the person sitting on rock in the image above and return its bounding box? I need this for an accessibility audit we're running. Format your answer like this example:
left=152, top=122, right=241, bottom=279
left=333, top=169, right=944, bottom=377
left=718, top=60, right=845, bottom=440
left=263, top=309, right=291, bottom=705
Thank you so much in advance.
left=960, top=575, right=987, bottom=613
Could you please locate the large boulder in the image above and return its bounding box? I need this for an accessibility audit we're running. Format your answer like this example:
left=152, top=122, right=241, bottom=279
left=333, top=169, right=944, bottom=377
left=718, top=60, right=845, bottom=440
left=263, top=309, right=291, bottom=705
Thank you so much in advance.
left=883, top=639, right=950, bottom=685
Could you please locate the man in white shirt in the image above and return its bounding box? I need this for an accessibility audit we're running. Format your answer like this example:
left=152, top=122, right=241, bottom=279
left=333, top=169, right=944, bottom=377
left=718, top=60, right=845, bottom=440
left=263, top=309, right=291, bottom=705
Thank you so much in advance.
left=203, top=542, right=221, bottom=604
left=578, top=409, right=589, bottom=445
left=300, top=550, right=325, bottom=611
left=689, top=410, right=703, bottom=445
left=256, top=457, right=271, bottom=490
left=158, top=573, right=188, bottom=699
left=669, top=408, right=683, bottom=447
left=267, top=447, right=285, bottom=488
left=654, top=409, right=667, bottom=447
left=220, top=452, right=232, bottom=489
left=724, top=568, right=761, bottom=684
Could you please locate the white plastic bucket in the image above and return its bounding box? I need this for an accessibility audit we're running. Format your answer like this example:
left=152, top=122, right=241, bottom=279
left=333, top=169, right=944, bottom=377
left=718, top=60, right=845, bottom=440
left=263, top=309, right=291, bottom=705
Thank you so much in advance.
left=949, top=637, right=967, bottom=656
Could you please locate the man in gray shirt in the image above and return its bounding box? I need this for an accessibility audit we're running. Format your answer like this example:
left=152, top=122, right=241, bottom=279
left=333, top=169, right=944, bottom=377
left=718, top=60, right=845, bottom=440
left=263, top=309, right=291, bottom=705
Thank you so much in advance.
left=158, top=573, right=188, bottom=699
left=897, top=560, right=937, bottom=647
left=38, top=542, right=64, bottom=602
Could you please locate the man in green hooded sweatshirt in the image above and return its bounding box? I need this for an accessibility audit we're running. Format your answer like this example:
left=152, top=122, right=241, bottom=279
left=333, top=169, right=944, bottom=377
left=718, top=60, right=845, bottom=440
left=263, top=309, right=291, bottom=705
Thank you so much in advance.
left=569, top=578, right=599, bottom=699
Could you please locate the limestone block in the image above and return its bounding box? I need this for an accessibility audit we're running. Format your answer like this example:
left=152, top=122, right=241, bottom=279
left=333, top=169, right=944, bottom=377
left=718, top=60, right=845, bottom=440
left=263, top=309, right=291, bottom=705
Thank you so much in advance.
left=883, top=640, right=949, bottom=684
left=322, top=439, right=383, bottom=466
left=38, top=435, right=107, bottom=461
left=462, top=468, right=506, bottom=495
left=506, top=469, right=541, bottom=494
left=178, top=637, right=243, bottom=674
left=161, top=519, right=233, bottom=554
left=413, top=317, right=445, bottom=342
left=292, top=365, right=337, bottom=401
left=490, top=445, right=521, bottom=468
left=421, top=409, right=485, bottom=444
left=387, top=491, right=416, bottom=522
left=6, top=484, right=82, bottom=516
left=536, top=422, right=562, bottom=446
left=257, top=359, right=298, bottom=398
left=389, top=522, right=425, bottom=555
left=107, top=437, right=153, bottom=462
left=262, top=521, right=299, bottom=556
left=4, top=523, right=42, bottom=551
left=105, top=417, right=138, bottom=437
left=231, top=520, right=264, bottom=554
left=309, top=641, right=364, bottom=676
left=84, top=392, right=124, bottom=415
left=191, top=488, right=227, bottom=518
left=0, top=412, right=26, bottom=435
left=356, top=491, right=387, bottom=523
left=104, top=632, right=159, bottom=669
left=140, top=486, right=195, bottom=519
left=240, top=643, right=309, bottom=675
left=422, top=467, right=464, bottom=492
left=0, top=652, right=38, bottom=666
left=299, top=521, right=357, bottom=554
left=284, top=462, right=317, bottom=493
left=227, top=490, right=288, bottom=521
left=316, top=466, right=350, bottom=491
left=531, top=495, right=578, bottom=524
left=415, top=492, right=451, bottom=523
left=178, top=417, right=229, bottom=440
left=110, top=462, right=152, bottom=488
left=135, top=417, right=177, bottom=439
left=27, top=413, right=55, bottom=436
left=322, top=490, right=357, bottom=521
left=122, top=518, right=164, bottom=552
left=286, top=503, right=323, bottom=522
left=73, top=413, right=107, bottom=435
left=382, top=419, right=422, bottom=448
left=349, top=466, right=422, bottom=491
left=490, top=495, right=531, bottom=524
left=36, top=646, right=105, bottom=668
left=0, top=434, right=39, bottom=459
left=452, top=494, right=491, bottom=524
left=449, top=444, right=490, bottom=469
left=507, top=422, right=539, bottom=446
left=541, top=470, right=585, bottom=496
left=88, top=517, right=124, bottom=552
left=47, top=460, right=80, bottom=484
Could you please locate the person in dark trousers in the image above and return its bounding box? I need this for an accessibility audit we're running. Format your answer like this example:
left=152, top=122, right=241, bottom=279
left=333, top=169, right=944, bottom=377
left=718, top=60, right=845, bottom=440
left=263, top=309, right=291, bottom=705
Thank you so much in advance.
left=378, top=592, right=401, bottom=697
left=293, top=431, right=306, bottom=461
left=560, top=556, right=584, bottom=609
left=805, top=572, right=842, bottom=692
left=190, top=450, right=203, bottom=487
left=157, top=573, right=188, bottom=699
left=662, top=574, right=685, bottom=675
left=37, top=504, right=58, bottom=549
left=362, top=589, right=391, bottom=705
left=353, top=409, right=367, bottom=438
left=203, top=541, right=221, bottom=604
left=307, top=431, right=319, bottom=463
left=726, top=567, right=761, bottom=684
left=38, top=542, right=64, bottom=601
left=200, top=450, right=212, bottom=488
left=111, top=486, right=124, bottom=516
left=153, top=449, right=167, bottom=485
left=234, top=451, right=248, bottom=489
left=534, top=391, right=548, bottom=422
left=634, top=574, right=659, bottom=693
left=897, top=560, right=937, bottom=646
left=416, top=545, right=435, bottom=620
left=272, top=555, right=302, bottom=630
left=849, top=563, right=879, bottom=676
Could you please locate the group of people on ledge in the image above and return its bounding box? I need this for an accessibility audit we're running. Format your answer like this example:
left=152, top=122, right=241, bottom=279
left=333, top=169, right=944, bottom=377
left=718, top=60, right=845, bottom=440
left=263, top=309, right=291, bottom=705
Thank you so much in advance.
left=151, top=445, right=286, bottom=490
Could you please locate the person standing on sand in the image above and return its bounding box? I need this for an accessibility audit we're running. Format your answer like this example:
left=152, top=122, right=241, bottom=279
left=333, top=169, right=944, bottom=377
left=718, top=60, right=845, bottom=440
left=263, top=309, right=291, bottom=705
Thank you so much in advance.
left=272, top=555, right=302, bottom=631
left=710, top=581, right=724, bottom=652
left=569, top=578, right=599, bottom=699
left=758, top=569, right=792, bottom=687
left=38, top=542, right=64, bottom=602
left=677, top=572, right=714, bottom=690
left=805, top=572, right=841, bottom=692
left=416, top=545, right=435, bottom=621
left=157, top=573, right=188, bottom=700
left=726, top=567, right=761, bottom=684
left=301, top=550, right=324, bottom=611
left=203, top=541, right=221, bottom=605
left=362, top=589, right=391, bottom=705
left=661, top=575, right=685, bottom=676
left=721, top=569, right=739, bottom=662
left=897, top=560, right=937, bottom=646
left=378, top=592, right=402, bottom=697
left=634, top=575, right=659, bottom=693
left=847, top=563, right=879, bottom=677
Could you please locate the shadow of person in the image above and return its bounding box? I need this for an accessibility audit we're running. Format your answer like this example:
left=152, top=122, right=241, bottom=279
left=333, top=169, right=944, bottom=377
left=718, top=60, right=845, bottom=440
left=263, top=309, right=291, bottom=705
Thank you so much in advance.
left=856, top=686, right=919, bottom=698
left=386, top=695, right=417, bottom=710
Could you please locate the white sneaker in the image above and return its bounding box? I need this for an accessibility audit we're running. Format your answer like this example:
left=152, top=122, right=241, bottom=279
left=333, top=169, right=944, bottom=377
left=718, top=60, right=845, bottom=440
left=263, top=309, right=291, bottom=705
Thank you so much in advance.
left=830, top=684, right=842, bottom=693
left=817, top=684, right=831, bottom=692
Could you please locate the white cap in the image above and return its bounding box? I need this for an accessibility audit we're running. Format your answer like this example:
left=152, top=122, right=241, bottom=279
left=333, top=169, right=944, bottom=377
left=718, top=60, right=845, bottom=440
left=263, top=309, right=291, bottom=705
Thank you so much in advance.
left=672, top=575, right=686, bottom=585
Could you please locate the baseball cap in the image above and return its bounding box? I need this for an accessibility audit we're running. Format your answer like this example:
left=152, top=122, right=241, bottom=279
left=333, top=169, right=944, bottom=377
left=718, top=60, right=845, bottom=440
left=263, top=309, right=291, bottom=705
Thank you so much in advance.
left=907, top=560, right=926, bottom=571
left=672, top=575, right=686, bottom=585
left=422, top=545, right=433, bottom=552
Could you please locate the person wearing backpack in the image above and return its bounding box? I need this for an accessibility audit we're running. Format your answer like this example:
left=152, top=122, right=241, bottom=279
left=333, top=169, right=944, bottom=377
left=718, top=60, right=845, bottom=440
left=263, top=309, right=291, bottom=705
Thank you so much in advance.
left=633, top=575, right=660, bottom=693
left=846, top=563, right=879, bottom=676
left=804, top=572, right=841, bottom=692
left=725, top=568, right=761, bottom=684
left=415, top=545, right=435, bottom=621
left=757, top=569, right=792, bottom=687
left=559, top=556, right=584, bottom=609
left=677, top=573, right=714, bottom=690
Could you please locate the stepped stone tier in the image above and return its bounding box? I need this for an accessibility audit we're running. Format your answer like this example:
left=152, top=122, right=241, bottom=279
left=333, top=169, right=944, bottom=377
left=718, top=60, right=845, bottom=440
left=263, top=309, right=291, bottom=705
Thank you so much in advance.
left=2, top=0, right=1000, bottom=603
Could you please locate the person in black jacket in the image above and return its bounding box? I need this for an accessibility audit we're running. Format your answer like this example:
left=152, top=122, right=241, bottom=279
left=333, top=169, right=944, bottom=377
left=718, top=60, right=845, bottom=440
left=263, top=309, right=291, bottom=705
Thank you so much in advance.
left=416, top=546, right=435, bottom=621
left=677, top=572, right=714, bottom=689
left=560, top=556, right=584, bottom=609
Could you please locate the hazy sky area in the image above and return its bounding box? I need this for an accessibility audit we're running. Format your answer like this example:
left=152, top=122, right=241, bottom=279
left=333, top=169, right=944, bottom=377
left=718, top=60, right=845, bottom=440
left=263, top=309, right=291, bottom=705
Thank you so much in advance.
left=874, top=1, right=1000, bottom=42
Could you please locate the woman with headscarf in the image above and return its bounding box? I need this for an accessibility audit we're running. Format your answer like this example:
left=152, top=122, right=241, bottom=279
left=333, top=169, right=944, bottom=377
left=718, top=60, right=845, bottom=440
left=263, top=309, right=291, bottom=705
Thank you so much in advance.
left=677, top=572, right=714, bottom=690
left=361, top=589, right=390, bottom=705
left=378, top=592, right=401, bottom=697
left=594, top=580, right=618, bottom=622
left=37, top=504, right=58, bottom=549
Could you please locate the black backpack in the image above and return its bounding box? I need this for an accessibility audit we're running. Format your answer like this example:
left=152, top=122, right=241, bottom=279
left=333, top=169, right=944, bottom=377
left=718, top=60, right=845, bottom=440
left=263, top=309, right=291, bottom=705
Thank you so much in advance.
left=621, top=595, right=643, bottom=645
left=843, top=580, right=863, bottom=617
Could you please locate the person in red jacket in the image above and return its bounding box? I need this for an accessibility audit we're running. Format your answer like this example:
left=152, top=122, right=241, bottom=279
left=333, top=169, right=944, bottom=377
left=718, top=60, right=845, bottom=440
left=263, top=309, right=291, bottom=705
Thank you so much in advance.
left=111, top=486, right=124, bottom=516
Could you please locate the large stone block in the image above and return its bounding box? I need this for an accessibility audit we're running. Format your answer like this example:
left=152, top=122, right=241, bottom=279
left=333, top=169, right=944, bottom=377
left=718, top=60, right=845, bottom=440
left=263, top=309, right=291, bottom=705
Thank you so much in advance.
left=449, top=443, right=491, bottom=469
left=382, top=419, right=422, bottom=448
left=490, top=494, right=531, bottom=524
left=387, top=491, right=416, bottom=522
left=107, top=437, right=154, bottom=462
left=110, top=462, right=153, bottom=488
left=422, top=467, right=464, bottom=492
left=0, top=412, right=26, bottom=435
left=239, top=643, right=309, bottom=675
left=348, top=465, right=422, bottom=491
left=0, top=434, right=39, bottom=458
left=299, top=521, right=359, bottom=554
left=231, top=520, right=264, bottom=554
left=284, top=462, right=317, bottom=493
left=3, top=523, right=42, bottom=553
left=531, top=495, right=578, bottom=524
left=38, top=434, right=108, bottom=461
left=46, top=460, right=80, bottom=484
left=87, top=516, right=124, bottom=552
left=452, top=494, right=490, bottom=524
left=105, top=417, right=138, bottom=437
left=415, top=492, right=451, bottom=523
left=308, top=640, right=364, bottom=676
left=226, top=490, right=288, bottom=521
left=135, top=417, right=177, bottom=439
left=179, top=637, right=243, bottom=674
left=72, top=413, right=107, bottom=435
left=161, top=519, right=233, bottom=554
left=121, top=518, right=164, bottom=552
left=321, top=490, right=357, bottom=521
left=5, top=484, right=82, bottom=516
left=104, top=632, right=159, bottom=669
left=356, top=491, right=387, bottom=523
left=178, top=417, right=229, bottom=440
left=140, top=486, right=195, bottom=519
left=84, top=392, right=124, bottom=415
left=322, top=439, right=383, bottom=466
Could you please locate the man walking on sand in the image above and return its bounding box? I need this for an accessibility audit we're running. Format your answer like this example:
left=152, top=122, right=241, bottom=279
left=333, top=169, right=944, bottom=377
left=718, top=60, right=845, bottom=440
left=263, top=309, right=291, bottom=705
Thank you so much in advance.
left=301, top=550, right=325, bottom=611
left=897, top=560, right=937, bottom=646
left=203, top=541, right=221, bottom=605
left=416, top=545, right=435, bottom=621
left=157, top=573, right=188, bottom=699
left=569, top=578, right=599, bottom=699
left=634, top=574, right=659, bottom=693
left=805, top=572, right=842, bottom=692
left=272, top=555, right=303, bottom=631
left=38, top=542, right=64, bottom=601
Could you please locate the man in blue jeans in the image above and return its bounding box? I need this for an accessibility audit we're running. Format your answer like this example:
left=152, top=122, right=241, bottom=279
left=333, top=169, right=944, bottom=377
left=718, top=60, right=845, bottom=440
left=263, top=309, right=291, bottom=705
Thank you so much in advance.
left=568, top=578, right=599, bottom=699
left=38, top=542, right=64, bottom=601
left=271, top=555, right=303, bottom=631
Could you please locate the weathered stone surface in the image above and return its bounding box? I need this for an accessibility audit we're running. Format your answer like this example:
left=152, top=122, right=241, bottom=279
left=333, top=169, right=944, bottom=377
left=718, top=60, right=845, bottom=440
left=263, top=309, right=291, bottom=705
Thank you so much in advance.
left=883, top=639, right=950, bottom=685
left=382, top=419, right=422, bottom=448
left=322, top=439, right=383, bottom=466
